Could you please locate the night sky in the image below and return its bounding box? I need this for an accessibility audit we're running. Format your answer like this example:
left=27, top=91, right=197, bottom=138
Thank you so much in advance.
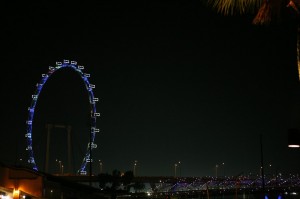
left=2, top=1, right=300, bottom=177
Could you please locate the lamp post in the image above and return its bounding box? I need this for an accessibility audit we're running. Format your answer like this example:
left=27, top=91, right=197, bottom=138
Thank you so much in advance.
left=221, top=162, right=225, bottom=178
left=133, top=160, right=138, bottom=176
left=99, top=160, right=103, bottom=174
left=259, top=166, right=263, bottom=176
left=269, top=163, right=272, bottom=177
left=260, top=134, right=265, bottom=197
left=56, top=159, right=62, bottom=174
left=174, top=161, right=181, bottom=177
left=215, top=164, right=219, bottom=178
left=178, top=161, right=181, bottom=177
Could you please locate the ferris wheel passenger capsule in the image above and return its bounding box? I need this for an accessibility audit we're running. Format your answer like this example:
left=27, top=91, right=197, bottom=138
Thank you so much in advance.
left=94, top=113, right=100, bottom=117
left=80, top=170, right=87, bottom=175
left=28, top=157, right=35, bottom=164
left=91, top=143, right=97, bottom=149
left=91, top=127, right=100, bottom=133
left=32, top=95, right=38, bottom=100
left=26, top=120, right=32, bottom=125
left=63, top=60, right=69, bottom=64
left=78, top=65, right=84, bottom=70
left=56, top=62, right=62, bottom=66
left=71, top=61, right=77, bottom=65
left=26, top=146, right=32, bottom=150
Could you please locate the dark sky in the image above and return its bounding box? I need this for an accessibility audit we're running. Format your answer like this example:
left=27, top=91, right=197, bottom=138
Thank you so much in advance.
left=2, top=1, right=300, bottom=177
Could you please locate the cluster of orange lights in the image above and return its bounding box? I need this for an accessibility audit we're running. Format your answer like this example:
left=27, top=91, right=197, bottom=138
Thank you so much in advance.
left=0, top=189, right=29, bottom=199
left=12, top=189, right=20, bottom=199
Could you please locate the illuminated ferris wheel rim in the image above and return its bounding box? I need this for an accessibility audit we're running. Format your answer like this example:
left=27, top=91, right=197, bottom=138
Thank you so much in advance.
left=25, top=60, right=99, bottom=174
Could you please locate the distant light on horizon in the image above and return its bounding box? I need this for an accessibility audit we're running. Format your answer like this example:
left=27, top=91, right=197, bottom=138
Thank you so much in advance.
left=288, top=129, right=300, bottom=148
left=288, top=144, right=300, bottom=148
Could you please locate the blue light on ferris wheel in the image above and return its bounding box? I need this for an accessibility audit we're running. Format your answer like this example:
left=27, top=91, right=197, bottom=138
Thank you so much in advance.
left=25, top=60, right=99, bottom=174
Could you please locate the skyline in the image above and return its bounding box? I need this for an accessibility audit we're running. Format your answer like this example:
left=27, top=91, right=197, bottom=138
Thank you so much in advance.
left=2, top=1, right=300, bottom=177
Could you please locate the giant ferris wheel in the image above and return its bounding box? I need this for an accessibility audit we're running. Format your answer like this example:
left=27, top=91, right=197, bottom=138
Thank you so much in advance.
left=25, top=60, right=99, bottom=175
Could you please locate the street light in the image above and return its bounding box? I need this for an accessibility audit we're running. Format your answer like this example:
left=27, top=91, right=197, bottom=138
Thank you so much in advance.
left=215, top=164, right=219, bottom=178
left=133, top=160, right=138, bottom=176
left=260, top=166, right=263, bottom=176
left=56, top=159, right=62, bottom=174
left=178, top=161, right=181, bottom=177
left=98, top=160, right=103, bottom=174
left=221, top=162, right=225, bottom=177
left=268, top=163, right=273, bottom=177
left=174, top=161, right=181, bottom=177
